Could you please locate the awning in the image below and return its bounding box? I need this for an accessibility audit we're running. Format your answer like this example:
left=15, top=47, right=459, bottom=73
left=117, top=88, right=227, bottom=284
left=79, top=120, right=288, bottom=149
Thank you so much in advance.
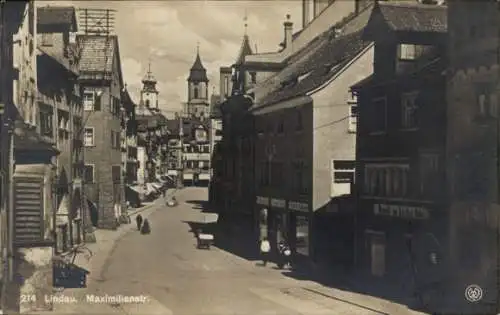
left=130, top=183, right=158, bottom=195
left=199, top=173, right=210, bottom=180
left=13, top=119, right=59, bottom=155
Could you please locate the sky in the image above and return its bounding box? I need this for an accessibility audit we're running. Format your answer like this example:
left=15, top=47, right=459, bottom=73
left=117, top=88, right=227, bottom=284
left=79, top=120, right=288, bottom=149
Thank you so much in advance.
left=37, top=0, right=302, bottom=115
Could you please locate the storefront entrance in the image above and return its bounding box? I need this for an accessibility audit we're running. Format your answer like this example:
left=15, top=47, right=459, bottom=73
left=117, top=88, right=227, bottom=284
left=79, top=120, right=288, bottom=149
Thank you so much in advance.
left=365, top=231, right=386, bottom=277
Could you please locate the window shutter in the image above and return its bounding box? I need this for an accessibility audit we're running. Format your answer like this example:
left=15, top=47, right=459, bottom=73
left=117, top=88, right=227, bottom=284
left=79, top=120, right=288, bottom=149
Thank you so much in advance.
left=13, top=176, right=45, bottom=246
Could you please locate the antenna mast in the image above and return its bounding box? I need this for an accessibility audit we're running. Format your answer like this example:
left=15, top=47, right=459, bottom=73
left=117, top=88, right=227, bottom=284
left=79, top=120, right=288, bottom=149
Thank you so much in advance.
left=78, top=8, right=116, bottom=36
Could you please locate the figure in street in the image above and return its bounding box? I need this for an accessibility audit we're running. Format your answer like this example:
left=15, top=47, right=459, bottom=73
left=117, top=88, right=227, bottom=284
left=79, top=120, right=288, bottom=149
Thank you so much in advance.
left=260, top=237, right=270, bottom=266
left=136, top=214, right=143, bottom=231
left=162, top=189, right=166, bottom=198
left=141, top=219, right=151, bottom=234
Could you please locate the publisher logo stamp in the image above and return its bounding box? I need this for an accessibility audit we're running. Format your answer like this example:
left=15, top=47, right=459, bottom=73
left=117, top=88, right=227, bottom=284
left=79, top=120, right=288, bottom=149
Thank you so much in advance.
left=465, top=284, right=483, bottom=303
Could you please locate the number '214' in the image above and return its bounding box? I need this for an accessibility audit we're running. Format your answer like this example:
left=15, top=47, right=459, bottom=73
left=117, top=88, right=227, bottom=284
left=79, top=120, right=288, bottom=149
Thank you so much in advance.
left=20, top=295, right=37, bottom=303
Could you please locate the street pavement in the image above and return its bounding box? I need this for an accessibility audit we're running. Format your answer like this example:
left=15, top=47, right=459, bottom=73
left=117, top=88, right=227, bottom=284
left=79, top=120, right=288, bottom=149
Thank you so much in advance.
left=42, top=187, right=429, bottom=315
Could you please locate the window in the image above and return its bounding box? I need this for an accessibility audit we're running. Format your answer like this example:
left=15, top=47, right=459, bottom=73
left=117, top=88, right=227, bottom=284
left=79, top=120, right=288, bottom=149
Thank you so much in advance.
left=277, top=117, right=284, bottom=134
left=477, top=87, right=498, bottom=118
left=83, top=165, right=94, bottom=183
left=260, top=161, right=270, bottom=186
left=224, top=76, right=230, bottom=96
left=348, top=103, right=357, bottom=133
left=364, top=164, right=409, bottom=197
left=296, top=111, right=303, bottom=131
left=369, top=98, right=387, bottom=133
left=399, top=44, right=417, bottom=60
left=250, top=72, right=257, bottom=84
left=83, top=91, right=95, bottom=111
left=145, top=100, right=150, bottom=108
left=293, top=161, right=308, bottom=195
left=40, top=33, right=53, bottom=46
left=401, top=91, right=419, bottom=129
left=111, top=130, right=121, bottom=149
left=40, top=111, right=53, bottom=137
left=111, top=166, right=121, bottom=183
left=271, top=162, right=284, bottom=187
left=194, top=86, right=199, bottom=99
left=112, top=97, right=121, bottom=115
left=420, top=153, right=440, bottom=197
left=84, top=128, right=94, bottom=146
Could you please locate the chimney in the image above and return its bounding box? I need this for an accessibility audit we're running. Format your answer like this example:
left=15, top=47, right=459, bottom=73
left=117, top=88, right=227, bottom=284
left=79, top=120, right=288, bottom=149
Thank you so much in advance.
left=302, top=0, right=312, bottom=27
left=283, top=14, right=293, bottom=50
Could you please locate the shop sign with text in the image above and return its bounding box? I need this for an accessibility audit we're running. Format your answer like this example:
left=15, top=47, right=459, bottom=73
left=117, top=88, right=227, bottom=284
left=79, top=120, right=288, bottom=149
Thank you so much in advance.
left=288, top=201, right=309, bottom=212
left=373, top=203, right=430, bottom=220
left=271, top=198, right=286, bottom=208
left=256, top=196, right=270, bottom=206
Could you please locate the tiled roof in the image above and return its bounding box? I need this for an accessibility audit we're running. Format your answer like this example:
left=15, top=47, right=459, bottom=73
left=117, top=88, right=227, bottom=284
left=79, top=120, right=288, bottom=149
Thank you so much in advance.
left=377, top=1, right=447, bottom=33
left=77, top=35, right=116, bottom=74
left=254, top=6, right=373, bottom=109
left=37, top=46, right=79, bottom=76
left=37, top=6, right=77, bottom=30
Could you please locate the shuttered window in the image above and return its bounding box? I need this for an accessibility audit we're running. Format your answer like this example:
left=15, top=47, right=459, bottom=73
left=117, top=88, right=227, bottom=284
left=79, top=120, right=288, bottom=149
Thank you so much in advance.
left=13, top=176, right=45, bottom=245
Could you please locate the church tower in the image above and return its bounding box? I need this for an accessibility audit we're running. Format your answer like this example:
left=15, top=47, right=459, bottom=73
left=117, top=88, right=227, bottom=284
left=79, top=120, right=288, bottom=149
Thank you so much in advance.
left=187, top=44, right=209, bottom=120
left=141, top=61, right=159, bottom=111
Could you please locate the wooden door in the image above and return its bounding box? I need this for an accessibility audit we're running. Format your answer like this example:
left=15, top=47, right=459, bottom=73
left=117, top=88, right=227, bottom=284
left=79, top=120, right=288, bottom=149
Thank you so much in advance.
left=370, top=233, right=386, bottom=277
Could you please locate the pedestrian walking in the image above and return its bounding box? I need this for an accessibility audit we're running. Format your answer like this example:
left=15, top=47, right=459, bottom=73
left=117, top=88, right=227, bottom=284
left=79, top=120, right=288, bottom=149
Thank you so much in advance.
left=136, top=214, right=143, bottom=231
left=162, top=189, right=166, bottom=198
left=141, top=219, right=151, bottom=234
left=260, top=237, right=270, bottom=266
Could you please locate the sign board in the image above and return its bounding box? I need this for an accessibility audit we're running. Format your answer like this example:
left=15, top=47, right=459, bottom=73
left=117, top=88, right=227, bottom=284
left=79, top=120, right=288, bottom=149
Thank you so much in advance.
left=53, top=262, right=89, bottom=288
left=256, top=196, right=269, bottom=206
left=288, top=201, right=309, bottom=212
left=271, top=199, right=286, bottom=208
left=373, top=203, right=430, bottom=220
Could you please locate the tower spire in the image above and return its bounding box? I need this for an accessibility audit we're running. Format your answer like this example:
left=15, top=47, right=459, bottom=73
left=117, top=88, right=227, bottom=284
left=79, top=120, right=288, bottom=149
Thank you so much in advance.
left=196, top=41, right=200, bottom=55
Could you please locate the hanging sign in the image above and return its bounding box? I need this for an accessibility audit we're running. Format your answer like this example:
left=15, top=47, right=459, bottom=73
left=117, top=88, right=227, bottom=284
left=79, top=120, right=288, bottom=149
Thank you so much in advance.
left=256, top=196, right=269, bottom=206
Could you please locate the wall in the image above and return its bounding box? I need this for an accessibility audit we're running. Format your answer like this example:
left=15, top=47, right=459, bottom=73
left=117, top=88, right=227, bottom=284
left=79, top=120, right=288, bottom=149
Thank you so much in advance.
left=12, top=3, right=37, bottom=126
left=82, top=65, right=123, bottom=229
left=312, top=45, right=373, bottom=210
left=137, top=146, right=146, bottom=185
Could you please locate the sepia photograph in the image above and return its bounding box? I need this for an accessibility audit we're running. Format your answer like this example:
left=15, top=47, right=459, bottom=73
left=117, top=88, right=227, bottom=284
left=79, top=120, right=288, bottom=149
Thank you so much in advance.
left=0, top=0, right=498, bottom=314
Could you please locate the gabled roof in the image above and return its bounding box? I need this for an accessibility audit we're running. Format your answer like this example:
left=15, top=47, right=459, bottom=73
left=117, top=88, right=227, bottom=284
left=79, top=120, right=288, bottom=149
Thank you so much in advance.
left=235, top=34, right=253, bottom=65
left=374, top=1, right=447, bottom=33
left=253, top=5, right=374, bottom=109
left=37, top=6, right=77, bottom=31
left=77, top=35, right=116, bottom=74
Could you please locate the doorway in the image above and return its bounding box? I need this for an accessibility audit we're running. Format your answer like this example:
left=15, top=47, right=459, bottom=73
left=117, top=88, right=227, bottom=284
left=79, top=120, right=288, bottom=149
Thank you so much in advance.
left=366, top=231, right=386, bottom=277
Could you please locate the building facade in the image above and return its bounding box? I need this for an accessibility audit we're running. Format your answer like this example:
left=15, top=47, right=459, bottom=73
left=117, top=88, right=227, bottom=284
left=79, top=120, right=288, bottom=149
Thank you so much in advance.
left=251, top=4, right=373, bottom=263
left=36, top=5, right=87, bottom=254
left=78, top=34, right=125, bottom=230
left=444, top=0, right=500, bottom=313
left=352, top=2, right=448, bottom=310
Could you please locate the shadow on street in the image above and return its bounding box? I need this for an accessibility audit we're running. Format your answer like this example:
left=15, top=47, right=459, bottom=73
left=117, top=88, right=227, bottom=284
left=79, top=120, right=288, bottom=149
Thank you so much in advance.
left=280, top=264, right=433, bottom=314
left=182, top=219, right=260, bottom=262
left=184, top=200, right=210, bottom=212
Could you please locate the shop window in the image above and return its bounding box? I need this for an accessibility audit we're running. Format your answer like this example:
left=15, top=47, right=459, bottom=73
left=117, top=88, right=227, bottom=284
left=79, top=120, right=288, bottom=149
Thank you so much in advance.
left=295, top=215, right=309, bottom=256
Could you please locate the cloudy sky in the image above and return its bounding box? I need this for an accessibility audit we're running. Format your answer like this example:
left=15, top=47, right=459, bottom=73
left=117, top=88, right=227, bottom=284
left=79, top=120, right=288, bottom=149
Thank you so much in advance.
left=38, top=0, right=301, bottom=115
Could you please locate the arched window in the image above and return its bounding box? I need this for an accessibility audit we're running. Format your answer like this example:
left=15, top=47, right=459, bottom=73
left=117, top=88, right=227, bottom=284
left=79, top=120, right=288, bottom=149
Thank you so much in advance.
left=194, top=86, right=199, bottom=99
left=145, top=100, right=150, bottom=107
